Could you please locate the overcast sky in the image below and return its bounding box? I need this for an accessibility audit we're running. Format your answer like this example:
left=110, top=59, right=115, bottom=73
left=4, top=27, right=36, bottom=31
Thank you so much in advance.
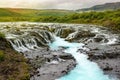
left=0, top=0, right=120, bottom=10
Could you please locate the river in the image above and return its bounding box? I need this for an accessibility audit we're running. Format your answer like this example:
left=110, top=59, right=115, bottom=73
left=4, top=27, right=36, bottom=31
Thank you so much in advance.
left=0, top=22, right=119, bottom=80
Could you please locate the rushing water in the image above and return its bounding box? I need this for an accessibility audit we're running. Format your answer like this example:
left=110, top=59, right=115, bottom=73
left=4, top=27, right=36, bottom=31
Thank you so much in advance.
left=49, top=36, right=116, bottom=80
left=0, top=22, right=119, bottom=80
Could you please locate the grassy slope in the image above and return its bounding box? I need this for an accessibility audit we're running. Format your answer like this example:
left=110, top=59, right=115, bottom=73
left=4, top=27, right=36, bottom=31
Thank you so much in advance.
left=69, top=10, right=120, bottom=30
left=0, top=8, right=20, bottom=17
left=0, top=33, right=30, bottom=80
left=0, top=8, right=120, bottom=30
left=0, top=8, right=74, bottom=17
left=0, top=8, right=75, bottom=21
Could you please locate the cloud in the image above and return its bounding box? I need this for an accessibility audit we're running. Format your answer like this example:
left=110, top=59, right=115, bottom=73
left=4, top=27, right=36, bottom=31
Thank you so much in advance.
left=0, top=0, right=120, bottom=10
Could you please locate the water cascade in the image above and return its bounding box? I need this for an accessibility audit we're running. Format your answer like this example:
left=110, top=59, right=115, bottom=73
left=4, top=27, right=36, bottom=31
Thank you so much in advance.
left=49, top=37, right=117, bottom=80
left=0, top=22, right=119, bottom=80
left=8, top=31, right=54, bottom=52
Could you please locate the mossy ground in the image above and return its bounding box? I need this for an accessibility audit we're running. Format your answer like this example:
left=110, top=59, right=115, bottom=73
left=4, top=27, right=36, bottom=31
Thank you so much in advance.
left=0, top=37, right=30, bottom=80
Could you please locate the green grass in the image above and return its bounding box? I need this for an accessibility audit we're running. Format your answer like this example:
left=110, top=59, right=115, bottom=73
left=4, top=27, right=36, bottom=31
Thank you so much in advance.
left=0, top=8, right=74, bottom=17
left=0, top=8, right=120, bottom=30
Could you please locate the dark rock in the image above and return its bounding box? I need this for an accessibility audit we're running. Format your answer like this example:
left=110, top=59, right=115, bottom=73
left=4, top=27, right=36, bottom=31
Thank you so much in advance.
left=59, top=54, right=74, bottom=60
left=77, top=31, right=96, bottom=38
left=87, top=44, right=120, bottom=79
left=104, top=39, right=109, bottom=43
left=37, top=74, right=40, bottom=76
left=66, top=31, right=95, bottom=42
left=56, top=28, right=75, bottom=38
left=61, top=70, right=67, bottom=74
left=103, top=66, right=113, bottom=71
left=94, top=38, right=103, bottom=42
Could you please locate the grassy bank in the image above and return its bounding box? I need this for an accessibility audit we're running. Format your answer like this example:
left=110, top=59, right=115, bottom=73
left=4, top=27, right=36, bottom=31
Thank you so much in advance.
left=0, top=33, right=30, bottom=80
left=35, top=9, right=120, bottom=31
left=0, top=8, right=120, bottom=30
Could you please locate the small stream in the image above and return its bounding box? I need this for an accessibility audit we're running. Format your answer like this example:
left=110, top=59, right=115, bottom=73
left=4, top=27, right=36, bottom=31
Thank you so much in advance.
left=0, top=22, right=119, bottom=80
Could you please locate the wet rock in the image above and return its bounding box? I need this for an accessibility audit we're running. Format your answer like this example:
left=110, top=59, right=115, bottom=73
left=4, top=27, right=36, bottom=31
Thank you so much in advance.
left=77, top=31, right=96, bottom=38
left=59, top=54, right=74, bottom=60
left=66, top=31, right=95, bottom=42
left=103, top=66, right=113, bottom=71
left=87, top=44, right=120, bottom=79
left=56, top=28, right=75, bottom=38
left=94, top=38, right=103, bottom=42
left=93, top=35, right=109, bottom=43
left=103, top=39, right=109, bottom=43
left=25, top=48, right=76, bottom=80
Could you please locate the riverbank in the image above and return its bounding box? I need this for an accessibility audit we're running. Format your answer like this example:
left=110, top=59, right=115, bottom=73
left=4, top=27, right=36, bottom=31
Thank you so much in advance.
left=87, top=44, right=120, bottom=79
left=0, top=34, right=30, bottom=80
left=27, top=48, right=76, bottom=80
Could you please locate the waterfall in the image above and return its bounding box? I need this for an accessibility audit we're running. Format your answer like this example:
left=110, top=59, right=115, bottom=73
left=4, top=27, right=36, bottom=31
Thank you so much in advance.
left=0, top=22, right=119, bottom=80
left=55, top=28, right=62, bottom=36
left=8, top=31, right=54, bottom=52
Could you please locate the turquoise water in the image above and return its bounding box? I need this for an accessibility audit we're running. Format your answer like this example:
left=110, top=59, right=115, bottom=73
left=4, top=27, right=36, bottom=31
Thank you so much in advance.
left=49, top=36, right=116, bottom=80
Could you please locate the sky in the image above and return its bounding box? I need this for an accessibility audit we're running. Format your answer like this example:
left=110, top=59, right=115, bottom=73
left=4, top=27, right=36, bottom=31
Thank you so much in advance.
left=0, top=0, right=120, bottom=10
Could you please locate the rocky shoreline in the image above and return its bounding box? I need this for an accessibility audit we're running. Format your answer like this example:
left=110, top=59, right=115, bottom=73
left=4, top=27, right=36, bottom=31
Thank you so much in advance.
left=25, top=44, right=120, bottom=80
left=87, top=44, right=120, bottom=79
left=23, top=48, right=76, bottom=80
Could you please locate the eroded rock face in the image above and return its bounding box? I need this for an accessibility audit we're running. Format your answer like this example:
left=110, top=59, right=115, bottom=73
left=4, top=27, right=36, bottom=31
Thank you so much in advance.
left=76, top=31, right=96, bottom=38
left=55, top=28, right=75, bottom=38
left=24, top=48, right=76, bottom=80
left=66, top=31, right=95, bottom=42
left=94, top=38, right=103, bottom=42
left=93, top=35, right=108, bottom=42
left=87, top=45, right=120, bottom=79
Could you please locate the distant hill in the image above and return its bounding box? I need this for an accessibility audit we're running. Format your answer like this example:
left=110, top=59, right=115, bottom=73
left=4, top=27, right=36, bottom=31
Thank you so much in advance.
left=77, top=2, right=120, bottom=11
left=0, top=8, right=74, bottom=17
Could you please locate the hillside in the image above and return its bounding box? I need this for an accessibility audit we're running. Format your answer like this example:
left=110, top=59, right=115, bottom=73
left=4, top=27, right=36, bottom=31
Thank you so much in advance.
left=0, top=8, right=74, bottom=17
left=0, top=8, right=75, bottom=21
left=77, top=2, right=120, bottom=11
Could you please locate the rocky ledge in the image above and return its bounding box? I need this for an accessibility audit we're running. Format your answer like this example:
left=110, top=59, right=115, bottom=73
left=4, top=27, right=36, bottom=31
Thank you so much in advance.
left=24, top=48, right=76, bottom=80
left=87, top=44, right=120, bottom=79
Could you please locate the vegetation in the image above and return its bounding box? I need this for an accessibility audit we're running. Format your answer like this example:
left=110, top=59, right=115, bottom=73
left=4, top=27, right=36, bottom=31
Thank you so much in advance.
left=0, top=32, right=5, bottom=38
left=0, top=8, right=120, bottom=30
left=0, top=36, right=30, bottom=80
left=0, top=51, right=4, bottom=62
left=35, top=9, right=120, bottom=31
